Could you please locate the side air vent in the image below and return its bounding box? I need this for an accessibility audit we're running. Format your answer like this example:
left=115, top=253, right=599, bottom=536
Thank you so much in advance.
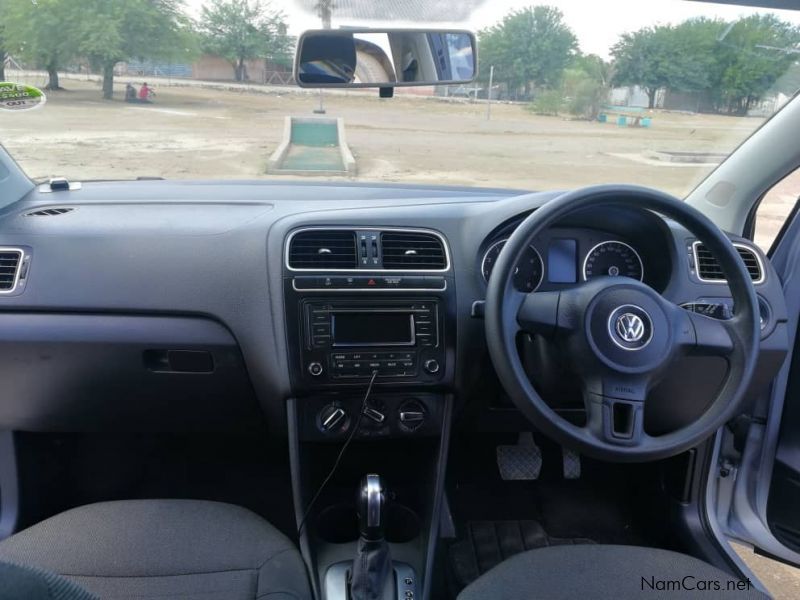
left=289, top=230, right=357, bottom=269
left=381, top=231, right=447, bottom=270
left=25, top=207, right=74, bottom=217
left=693, top=242, right=764, bottom=284
left=0, top=249, right=23, bottom=292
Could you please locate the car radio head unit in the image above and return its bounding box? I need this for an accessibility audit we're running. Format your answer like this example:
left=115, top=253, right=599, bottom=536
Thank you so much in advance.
left=300, top=299, right=443, bottom=382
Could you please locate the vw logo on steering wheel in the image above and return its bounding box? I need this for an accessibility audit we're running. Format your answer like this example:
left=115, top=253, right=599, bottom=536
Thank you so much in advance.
left=616, top=313, right=645, bottom=342
left=607, top=304, right=653, bottom=350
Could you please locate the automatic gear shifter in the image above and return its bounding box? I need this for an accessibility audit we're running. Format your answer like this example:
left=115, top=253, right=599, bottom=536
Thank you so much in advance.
left=350, top=474, right=394, bottom=600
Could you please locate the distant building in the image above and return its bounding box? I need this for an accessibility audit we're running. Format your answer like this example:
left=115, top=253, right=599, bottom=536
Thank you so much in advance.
left=609, top=86, right=657, bottom=108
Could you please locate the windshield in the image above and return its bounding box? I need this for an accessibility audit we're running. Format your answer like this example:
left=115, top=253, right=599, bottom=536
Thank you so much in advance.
left=1, top=0, right=799, bottom=197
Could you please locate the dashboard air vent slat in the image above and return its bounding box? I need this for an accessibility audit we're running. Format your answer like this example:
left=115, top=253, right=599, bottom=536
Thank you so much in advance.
left=289, top=230, right=357, bottom=269
left=381, top=232, right=447, bottom=270
left=25, top=207, right=74, bottom=217
left=0, top=249, right=23, bottom=291
left=694, top=243, right=763, bottom=283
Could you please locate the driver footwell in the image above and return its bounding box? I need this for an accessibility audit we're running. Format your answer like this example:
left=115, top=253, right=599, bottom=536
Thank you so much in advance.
left=448, top=520, right=595, bottom=589
left=443, top=432, right=671, bottom=597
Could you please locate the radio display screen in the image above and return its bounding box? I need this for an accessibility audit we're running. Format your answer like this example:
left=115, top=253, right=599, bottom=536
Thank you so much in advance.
left=331, top=312, right=415, bottom=347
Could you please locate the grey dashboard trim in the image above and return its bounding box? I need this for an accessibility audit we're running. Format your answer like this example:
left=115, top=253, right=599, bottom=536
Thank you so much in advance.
left=285, top=226, right=451, bottom=273
left=0, top=248, right=25, bottom=295
left=692, top=240, right=766, bottom=285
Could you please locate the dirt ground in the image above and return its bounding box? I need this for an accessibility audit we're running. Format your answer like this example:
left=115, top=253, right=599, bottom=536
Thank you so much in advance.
left=2, top=75, right=800, bottom=597
left=0, top=76, right=763, bottom=195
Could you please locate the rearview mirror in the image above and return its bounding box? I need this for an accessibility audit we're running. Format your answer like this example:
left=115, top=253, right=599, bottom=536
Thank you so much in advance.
left=294, top=29, right=477, bottom=88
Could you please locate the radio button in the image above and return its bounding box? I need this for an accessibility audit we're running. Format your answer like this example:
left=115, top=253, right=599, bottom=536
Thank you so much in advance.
left=295, top=277, right=321, bottom=289
left=382, top=276, right=403, bottom=288
left=424, top=277, right=446, bottom=290
left=399, top=277, right=426, bottom=288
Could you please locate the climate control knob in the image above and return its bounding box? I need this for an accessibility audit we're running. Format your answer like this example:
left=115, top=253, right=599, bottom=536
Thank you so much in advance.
left=398, top=400, right=426, bottom=433
left=423, top=359, right=440, bottom=374
left=318, top=404, right=349, bottom=434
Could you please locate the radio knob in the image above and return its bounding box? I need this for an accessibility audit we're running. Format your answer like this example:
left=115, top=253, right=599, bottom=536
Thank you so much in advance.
left=423, top=359, right=440, bottom=374
left=308, top=362, right=324, bottom=377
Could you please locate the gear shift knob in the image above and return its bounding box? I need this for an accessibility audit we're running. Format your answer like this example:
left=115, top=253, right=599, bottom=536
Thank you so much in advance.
left=357, top=474, right=386, bottom=542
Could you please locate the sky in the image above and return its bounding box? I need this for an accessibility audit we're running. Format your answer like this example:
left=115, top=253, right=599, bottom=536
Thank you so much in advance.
left=185, top=0, right=800, bottom=58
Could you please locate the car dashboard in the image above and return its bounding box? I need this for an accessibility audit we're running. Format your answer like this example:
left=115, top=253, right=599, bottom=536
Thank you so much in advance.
left=0, top=180, right=787, bottom=437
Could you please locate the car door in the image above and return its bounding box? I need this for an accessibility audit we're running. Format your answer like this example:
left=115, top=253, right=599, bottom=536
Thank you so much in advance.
left=713, top=177, right=800, bottom=568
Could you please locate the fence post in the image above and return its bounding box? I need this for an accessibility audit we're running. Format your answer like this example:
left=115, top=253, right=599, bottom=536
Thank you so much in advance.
left=486, top=65, right=494, bottom=121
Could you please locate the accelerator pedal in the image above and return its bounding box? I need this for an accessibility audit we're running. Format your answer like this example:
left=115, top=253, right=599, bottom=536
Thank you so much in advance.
left=496, top=432, right=542, bottom=481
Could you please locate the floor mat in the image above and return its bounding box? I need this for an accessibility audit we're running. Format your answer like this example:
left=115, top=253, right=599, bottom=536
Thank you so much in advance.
left=448, top=520, right=595, bottom=590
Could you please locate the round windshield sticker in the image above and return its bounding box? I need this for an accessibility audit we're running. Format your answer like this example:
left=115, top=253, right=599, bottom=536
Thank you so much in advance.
left=0, top=82, right=47, bottom=112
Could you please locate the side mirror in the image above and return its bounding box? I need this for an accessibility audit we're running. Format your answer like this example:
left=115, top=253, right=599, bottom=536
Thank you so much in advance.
left=294, top=29, right=477, bottom=88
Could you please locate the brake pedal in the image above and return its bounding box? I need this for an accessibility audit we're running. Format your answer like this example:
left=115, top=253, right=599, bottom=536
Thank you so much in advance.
left=496, top=432, right=542, bottom=481
left=562, top=447, right=581, bottom=479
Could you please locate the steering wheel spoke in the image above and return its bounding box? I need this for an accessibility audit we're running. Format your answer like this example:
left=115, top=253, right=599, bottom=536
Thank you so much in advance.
left=584, top=377, right=651, bottom=447
left=516, top=289, right=564, bottom=336
left=679, top=309, right=736, bottom=357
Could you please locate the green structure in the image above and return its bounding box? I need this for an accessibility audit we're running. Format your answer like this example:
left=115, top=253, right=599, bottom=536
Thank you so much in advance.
left=268, top=117, right=356, bottom=175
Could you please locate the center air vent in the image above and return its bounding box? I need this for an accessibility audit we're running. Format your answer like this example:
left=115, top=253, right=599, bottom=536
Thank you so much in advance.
left=381, top=231, right=447, bottom=270
left=693, top=242, right=764, bottom=284
left=0, top=249, right=23, bottom=292
left=289, top=230, right=357, bottom=269
left=25, top=207, right=74, bottom=217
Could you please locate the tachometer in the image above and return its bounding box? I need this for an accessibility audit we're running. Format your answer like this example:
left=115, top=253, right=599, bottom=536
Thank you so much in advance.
left=482, top=240, right=544, bottom=292
left=583, top=241, right=643, bottom=281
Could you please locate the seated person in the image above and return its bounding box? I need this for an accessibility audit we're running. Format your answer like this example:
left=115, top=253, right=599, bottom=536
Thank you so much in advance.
left=124, top=83, right=137, bottom=101
left=138, top=82, right=153, bottom=102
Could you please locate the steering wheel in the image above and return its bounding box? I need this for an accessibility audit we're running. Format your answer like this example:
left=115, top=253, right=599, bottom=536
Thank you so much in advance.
left=485, top=185, right=760, bottom=462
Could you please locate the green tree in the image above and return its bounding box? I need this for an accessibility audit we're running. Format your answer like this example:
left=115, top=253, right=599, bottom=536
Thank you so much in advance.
left=3, top=0, right=79, bottom=90
left=714, top=14, right=800, bottom=114
left=610, top=26, right=676, bottom=108
left=199, top=0, right=292, bottom=82
left=75, top=0, right=197, bottom=99
left=667, top=18, right=726, bottom=94
left=479, top=6, right=577, bottom=99
left=564, top=54, right=613, bottom=120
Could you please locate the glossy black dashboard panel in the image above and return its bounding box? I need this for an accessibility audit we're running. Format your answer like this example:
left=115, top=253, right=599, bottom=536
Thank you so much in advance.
left=0, top=180, right=788, bottom=433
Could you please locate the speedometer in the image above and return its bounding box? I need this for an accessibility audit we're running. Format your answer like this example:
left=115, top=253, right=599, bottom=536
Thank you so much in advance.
left=482, top=240, right=544, bottom=292
left=583, top=241, right=643, bottom=281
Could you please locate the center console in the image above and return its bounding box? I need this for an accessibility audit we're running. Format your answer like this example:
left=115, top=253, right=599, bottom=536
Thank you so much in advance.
left=283, top=226, right=455, bottom=599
